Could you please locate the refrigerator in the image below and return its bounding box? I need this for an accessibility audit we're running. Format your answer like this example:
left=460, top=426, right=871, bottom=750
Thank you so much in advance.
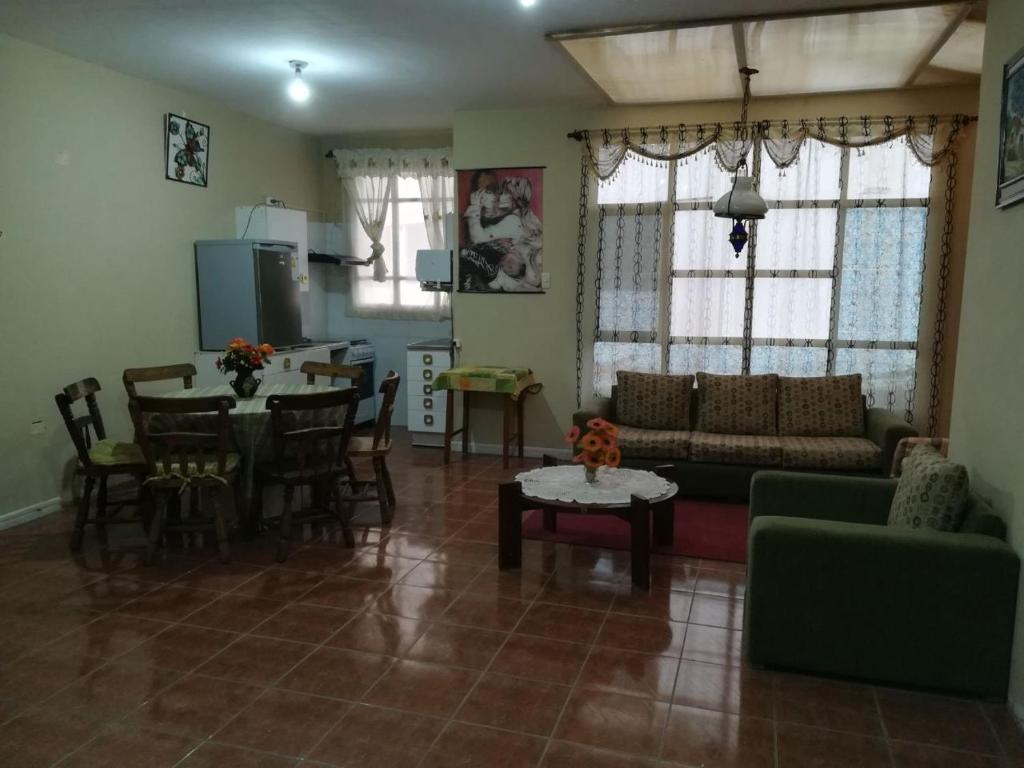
left=194, top=239, right=303, bottom=351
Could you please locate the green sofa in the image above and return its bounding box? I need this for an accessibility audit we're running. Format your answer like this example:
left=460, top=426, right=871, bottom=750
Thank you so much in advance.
left=573, top=379, right=916, bottom=500
left=745, top=471, right=1019, bottom=698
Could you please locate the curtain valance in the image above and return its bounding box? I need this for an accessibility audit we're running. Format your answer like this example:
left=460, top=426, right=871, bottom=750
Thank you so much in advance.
left=577, top=115, right=973, bottom=181
left=331, top=147, right=453, bottom=179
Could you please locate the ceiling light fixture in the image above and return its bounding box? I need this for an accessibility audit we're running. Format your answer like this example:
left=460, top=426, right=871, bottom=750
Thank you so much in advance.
left=287, top=59, right=310, bottom=103
left=520, top=0, right=537, bottom=7
left=713, top=67, right=767, bottom=256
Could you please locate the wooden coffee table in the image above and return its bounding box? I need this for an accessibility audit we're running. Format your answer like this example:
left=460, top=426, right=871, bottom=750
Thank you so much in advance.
left=498, top=464, right=677, bottom=590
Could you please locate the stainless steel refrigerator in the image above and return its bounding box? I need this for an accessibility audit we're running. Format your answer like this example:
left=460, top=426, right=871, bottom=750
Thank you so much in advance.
left=194, top=240, right=303, bottom=351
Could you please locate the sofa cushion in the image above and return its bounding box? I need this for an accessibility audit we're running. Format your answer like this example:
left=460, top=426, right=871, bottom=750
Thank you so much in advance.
left=689, top=432, right=782, bottom=466
left=616, top=371, right=694, bottom=430
left=779, top=436, right=881, bottom=471
left=778, top=374, right=865, bottom=437
left=616, top=426, right=691, bottom=459
left=695, top=373, right=778, bottom=436
left=887, top=444, right=969, bottom=532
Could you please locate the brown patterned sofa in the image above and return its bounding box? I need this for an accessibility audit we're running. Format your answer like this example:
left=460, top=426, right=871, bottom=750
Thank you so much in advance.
left=572, top=372, right=917, bottom=500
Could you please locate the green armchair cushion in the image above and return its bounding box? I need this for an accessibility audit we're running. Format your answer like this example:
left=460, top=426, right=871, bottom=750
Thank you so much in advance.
left=887, top=444, right=969, bottom=531
left=695, top=372, right=778, bottom=436
left=616, top=371, right=694, bottom=430
left=778, top=374, right=864, bottom=436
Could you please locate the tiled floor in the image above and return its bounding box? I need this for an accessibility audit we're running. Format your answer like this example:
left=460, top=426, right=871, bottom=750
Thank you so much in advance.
left=2, top=434, right=1023, bottom=767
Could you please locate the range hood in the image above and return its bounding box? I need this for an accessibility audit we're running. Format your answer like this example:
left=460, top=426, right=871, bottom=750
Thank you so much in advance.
left=308, top=250, right=372, bottom=267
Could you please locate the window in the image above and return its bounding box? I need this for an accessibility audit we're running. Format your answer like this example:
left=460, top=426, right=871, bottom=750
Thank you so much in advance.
left=593, top=138, right=932, bottom=416
left=350, top=177, right=447, bottom=317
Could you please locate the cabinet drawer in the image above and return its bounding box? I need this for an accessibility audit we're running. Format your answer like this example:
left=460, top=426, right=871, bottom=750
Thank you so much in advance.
left=408, top=407, right=445, bottom=432
left=407, top=363, right=443, bottom=384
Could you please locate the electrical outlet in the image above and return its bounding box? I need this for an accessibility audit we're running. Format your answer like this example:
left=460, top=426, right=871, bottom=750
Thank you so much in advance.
left=30, top=419, right=46, bottom=435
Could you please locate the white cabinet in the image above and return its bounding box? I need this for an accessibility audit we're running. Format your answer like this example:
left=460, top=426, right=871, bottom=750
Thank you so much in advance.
left=235, top=206, right=308, bottom=293
left=406, top=342, right=453, bottom=445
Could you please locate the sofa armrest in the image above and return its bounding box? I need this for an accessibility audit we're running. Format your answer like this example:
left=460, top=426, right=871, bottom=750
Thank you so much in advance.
left=572, top=396, right=613, bottom=431
left=750, top=471, right=896, bottom=526
left=864, top=408, right=918, bottom=475
left=746, top=516, right=1019, bottom=697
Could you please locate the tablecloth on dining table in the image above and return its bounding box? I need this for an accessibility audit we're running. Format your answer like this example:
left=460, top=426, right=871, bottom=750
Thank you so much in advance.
left=433, top=366, right=539, bottom=399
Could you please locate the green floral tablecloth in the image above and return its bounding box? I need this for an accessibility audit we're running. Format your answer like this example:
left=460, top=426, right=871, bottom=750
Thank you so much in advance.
left=433, top=366, right=539, bottom=399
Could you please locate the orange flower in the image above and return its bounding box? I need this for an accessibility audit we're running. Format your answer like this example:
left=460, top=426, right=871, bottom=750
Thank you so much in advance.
left=571, top=452, right=585, bottom=464
left=258, top=343, right=275, bottom=356
left=228, top=337, right=246, bottom=349
left=580, top=433, right=602, bottom=452
left=582, top=452, right=603, bottom=470
left=601, top=423, right=619, bottom=438
left=586, top=417, right=610, bottom=431
left=605, top=447, right=622, bottom=468
left=564, top=425, right=581, bottom=445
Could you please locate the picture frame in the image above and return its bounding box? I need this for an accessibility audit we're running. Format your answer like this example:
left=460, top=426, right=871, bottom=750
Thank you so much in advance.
left=456, top=166, right=544, bottom=293
left=997, top=45, right=1024, bottom=209
left=165, top=113, right=210, bottom=188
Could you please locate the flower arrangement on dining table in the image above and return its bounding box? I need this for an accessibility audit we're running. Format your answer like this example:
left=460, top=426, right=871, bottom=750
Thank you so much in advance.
left=565, top=417, right=621, bottom=483
left=216, top=337, right=274, bottom=398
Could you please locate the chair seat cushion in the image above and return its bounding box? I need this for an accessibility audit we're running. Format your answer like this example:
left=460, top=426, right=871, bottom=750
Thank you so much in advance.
left=888, top=444, right=969, bottom=531
left=348, top=436, right=391, bottom=456
left=779, top=436, right=881, bottom=470
left=88, top=439, right=145, bottom=467
left=152, top=452, right=240, bottom=478
left=616, top=426, right=691, bottom=459
left=689, top=432, right=782, bottom=466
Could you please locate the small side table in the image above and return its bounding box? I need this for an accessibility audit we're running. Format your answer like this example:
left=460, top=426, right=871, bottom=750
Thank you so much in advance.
left=499, top=464, right=678, bottom=590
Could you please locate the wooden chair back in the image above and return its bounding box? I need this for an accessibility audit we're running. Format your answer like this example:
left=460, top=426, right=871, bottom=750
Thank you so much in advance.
left=128, top=395, right=236, bottom=481
left=55, top=377, right=107, bottom=467
left=123, top=364, right=197, bottom=398
left=300, top=360, right=364, bottom=386
left=371, top=371, right=401, bottom=451
left=265, top=387, right=359, bottom=482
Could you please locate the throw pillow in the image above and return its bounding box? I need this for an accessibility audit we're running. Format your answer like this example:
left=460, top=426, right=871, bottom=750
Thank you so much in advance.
left=887, top=444, right=970, bottom=531
left=778, top=374, right=865, bottom=437
left=615, top=371, right=694, bottom=430
left=695, top=373, right=778, bottom=436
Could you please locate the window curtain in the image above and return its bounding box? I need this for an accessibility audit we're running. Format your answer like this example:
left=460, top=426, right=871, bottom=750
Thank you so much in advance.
left=574, top=115, right=972, bottom=436
left=341, top=173, right=393, bottom=282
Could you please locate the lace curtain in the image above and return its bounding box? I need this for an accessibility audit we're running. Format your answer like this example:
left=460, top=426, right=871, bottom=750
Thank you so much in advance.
left=576, top=115, right=971, bottom=435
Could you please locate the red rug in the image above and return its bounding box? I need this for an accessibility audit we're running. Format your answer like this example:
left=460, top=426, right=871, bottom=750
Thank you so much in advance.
left=521, top=499, right=748, bottom=564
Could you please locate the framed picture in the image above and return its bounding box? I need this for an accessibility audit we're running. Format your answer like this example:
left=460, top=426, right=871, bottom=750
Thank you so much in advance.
left=997, top=45, right=1024, bottom=208
left=165, top=113, right=210, bottom=187
left=456, top=166, right=544, bottom=293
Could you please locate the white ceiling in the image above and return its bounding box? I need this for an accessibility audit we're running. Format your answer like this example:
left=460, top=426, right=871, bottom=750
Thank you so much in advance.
left=0, top=0, right=982, bottom=137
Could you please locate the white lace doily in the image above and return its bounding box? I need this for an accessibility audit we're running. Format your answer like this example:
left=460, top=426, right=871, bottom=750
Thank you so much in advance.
left=514, top=465, right=676, bottom=506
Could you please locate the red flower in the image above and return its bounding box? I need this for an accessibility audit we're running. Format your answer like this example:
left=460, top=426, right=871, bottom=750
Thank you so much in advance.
left=564, top=425, right=581, bottom=445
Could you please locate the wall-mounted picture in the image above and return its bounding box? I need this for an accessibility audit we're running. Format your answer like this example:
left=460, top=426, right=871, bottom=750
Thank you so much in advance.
left=997, top=45, right=1024, bottom=208
left=457, top=166, right=543, bottom=293
left=165, top=113, right=210, bottom=187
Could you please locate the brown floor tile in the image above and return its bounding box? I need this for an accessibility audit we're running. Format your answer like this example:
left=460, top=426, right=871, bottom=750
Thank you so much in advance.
left=776, top=721, right=890, bottom=768
left=650, top=555, right=700, bottom=592
left=681, top=623, right=742, bottom=666
left=119, top=624, right=239, bottom=672
left=40, top=613, right=169, bottom=660
left=372, top=583, right=459, bottom=620
left=310, top=703, right=445, bottom=768
left=126, top=673, right=261, bottom=738
left=889, top=739, right=1004, bottom=767
left=456, top=672, right=570, bottom=736
left=374, top=533, right=444, bottom=559
left=877, top=689, right=999, bottom=754
left=401, top=560, right=485, bottom=591
left=177, top=741, right=298, bottom=767
left=117, top=584, right=219, bottom=623
left=337, top=552, right=420, bottom=582
left=43, top=659, right=181, bottom=723
left=983, top=703, right=1024, bottom=765
left=298, top=575, right=392, bottom=611
left=537, top=577, right=622, bottom=612
left=0, top=651, right=107, bottom=707
left=0, top=709, right=98, bottom=768
left=364, top=659, right=480, bottom=717
left=277, top=646, right=393, bottom=700
left=695, top=567, right=747, bottom=598
left=515, top=603, right=605, bottom=644
left=540, top=740, right=658, bottom=767
left=250, top=603, right=356, bottom=644
left=406, top=623, right=508, bottom=669
left=214, top=687, right=349, bottom=757
left=420, top=721, right=547, bottom=768
left=56, top=576, right=161, bottom=613
left=464, top=566, right=551, bottom=601
left=452, top=521, right=499, bottom=544
left=171, top=561, right=264, bottom=592
left=325, top=612, right=429, bottom=657
left=489, top=633, right=588, bottom=686
left=577, top=646, right=680, bottom=701
left=442, top=591, right=530, bottom=631
left=273, top=543, right=361, bottom=573
left=595, top=613, right=685, bottom=657
left=610, top=586, right=693, bottom=623
left=428, top=540, right=499, bottom=567
left=182, top=593, right=287, bottom=633
left=196, top=635, right=314, bottom=686
left=230, top=568, right=327, bottom=600
left=554, top=689, right=670, bottom=757
left=661, top=704, right=774, bottom=768
left=687, top=593, right=745, bottom=630
left=673, top=659, right=774, bottom=718
left=55, top=724, right=197, bottom=768
left=774, top=675, right=883, bottom=736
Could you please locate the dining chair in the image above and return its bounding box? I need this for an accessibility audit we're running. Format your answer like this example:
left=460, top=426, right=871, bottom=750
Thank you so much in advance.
left=300, top=360, right=364, bottom=386
left=55, top=378, right=148, bottom=552
left=346, top=371, right=401, bottom=524
left=129, top=395, right=239, bottom=564
left=254, top=387, right=359, bottom=562
left=122, top=363, right=197, bottom=398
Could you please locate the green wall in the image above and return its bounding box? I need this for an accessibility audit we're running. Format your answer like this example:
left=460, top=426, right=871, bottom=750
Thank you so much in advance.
left=0, top=34, right=322, bottom=515
left=948, top=0, right=1024, bottom=711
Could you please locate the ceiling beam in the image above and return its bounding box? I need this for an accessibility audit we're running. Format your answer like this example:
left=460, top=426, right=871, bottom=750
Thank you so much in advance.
left=902, top=1, right=975, bottom=86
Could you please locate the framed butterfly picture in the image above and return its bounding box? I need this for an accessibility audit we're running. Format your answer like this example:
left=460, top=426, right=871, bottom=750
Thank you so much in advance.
left=165, top=113, right=210, bottom=187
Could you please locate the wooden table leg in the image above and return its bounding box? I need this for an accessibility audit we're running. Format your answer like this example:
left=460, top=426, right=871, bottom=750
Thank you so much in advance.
left=516, top=395, right=526, bottom=459
left=630, top=494, right=651, bottom=590
left=501, top=395, right=512, bottom=469
left=498, top=481, right=522, bottom=569
left=462, top=391, right=471, bottom=455
left=653, top=499, right=674, bottom=547
left=443, top=389, right=455, bottom=464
